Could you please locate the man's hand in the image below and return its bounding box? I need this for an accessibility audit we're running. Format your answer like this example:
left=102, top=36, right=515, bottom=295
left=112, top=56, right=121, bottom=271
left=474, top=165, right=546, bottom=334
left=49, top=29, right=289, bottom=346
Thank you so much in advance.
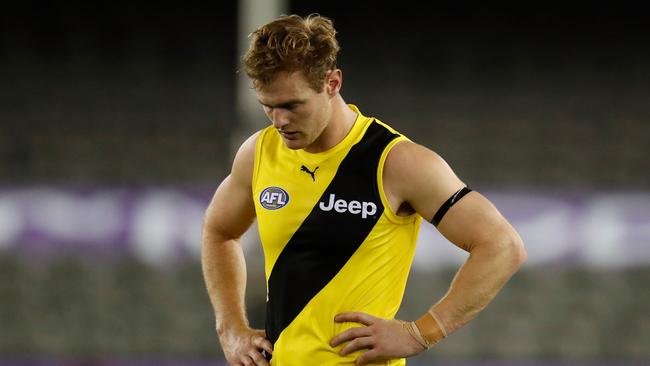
left=219, top=326, right=273, bottom=366
left=330, top=312, right=424, bottom=365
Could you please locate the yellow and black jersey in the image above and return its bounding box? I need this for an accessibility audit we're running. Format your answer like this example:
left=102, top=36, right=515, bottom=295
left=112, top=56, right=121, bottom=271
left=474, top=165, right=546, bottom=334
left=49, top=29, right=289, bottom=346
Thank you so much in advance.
left=253, top=105, right=422, bottom=365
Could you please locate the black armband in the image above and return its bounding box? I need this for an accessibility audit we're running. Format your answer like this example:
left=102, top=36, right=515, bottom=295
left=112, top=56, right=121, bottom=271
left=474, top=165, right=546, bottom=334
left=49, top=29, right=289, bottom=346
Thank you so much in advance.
left=431, top=187, right=472, bottom=226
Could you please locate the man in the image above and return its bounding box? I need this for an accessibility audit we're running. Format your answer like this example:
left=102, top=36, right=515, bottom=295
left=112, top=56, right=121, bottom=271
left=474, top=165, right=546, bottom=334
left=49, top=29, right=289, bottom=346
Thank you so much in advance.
left=202, top=14, right=526, bottom=366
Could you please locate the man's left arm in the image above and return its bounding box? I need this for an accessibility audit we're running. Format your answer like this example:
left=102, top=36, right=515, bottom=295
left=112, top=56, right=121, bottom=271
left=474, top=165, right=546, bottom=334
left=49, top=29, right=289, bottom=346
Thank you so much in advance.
left=413, top=187, right=527, bottom=346
left=331, top=141, right=527, bottom=364
left=398, top=142, right=527, bottom=340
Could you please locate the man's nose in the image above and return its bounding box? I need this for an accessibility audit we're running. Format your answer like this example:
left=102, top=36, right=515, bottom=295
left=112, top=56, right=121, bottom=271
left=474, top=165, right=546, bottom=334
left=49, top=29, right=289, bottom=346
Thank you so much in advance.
left=271, top=109, right=290, bottom=129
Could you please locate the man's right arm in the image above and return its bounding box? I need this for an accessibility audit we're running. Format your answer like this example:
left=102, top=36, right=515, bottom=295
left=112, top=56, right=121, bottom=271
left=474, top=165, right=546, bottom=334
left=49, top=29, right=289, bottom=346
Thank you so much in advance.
left=201, top=131, right=272, bottom=365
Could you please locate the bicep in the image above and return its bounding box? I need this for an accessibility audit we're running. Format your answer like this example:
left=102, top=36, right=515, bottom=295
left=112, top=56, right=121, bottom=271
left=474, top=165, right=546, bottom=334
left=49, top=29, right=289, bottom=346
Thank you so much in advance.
left=436, top=192, right=516, bottom=252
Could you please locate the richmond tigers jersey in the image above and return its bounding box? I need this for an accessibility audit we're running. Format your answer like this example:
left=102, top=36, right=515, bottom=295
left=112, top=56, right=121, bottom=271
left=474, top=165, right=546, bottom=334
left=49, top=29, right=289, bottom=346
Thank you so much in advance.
left=252, top=105, right=422, bottom=365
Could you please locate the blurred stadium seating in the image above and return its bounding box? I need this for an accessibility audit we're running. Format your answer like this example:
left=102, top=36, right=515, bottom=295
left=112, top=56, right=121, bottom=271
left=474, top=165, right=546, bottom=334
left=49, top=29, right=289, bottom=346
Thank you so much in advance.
left=1, top=254, right=649, bottom=362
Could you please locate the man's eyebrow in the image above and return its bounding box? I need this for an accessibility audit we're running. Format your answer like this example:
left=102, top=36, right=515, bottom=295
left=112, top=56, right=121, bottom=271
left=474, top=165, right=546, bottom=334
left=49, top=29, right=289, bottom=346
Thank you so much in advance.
left=258, top=99, right=305, bottom=109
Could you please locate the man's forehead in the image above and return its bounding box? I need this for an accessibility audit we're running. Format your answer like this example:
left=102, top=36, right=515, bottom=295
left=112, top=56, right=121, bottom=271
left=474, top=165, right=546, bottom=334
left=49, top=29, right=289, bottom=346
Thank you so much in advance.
left=256, top=88, right=301, bottom=105
left=256, top=72, right=313, bottom=105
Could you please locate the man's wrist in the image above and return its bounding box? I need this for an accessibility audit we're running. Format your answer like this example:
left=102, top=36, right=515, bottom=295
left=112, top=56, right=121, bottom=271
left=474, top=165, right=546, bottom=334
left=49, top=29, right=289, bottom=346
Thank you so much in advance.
left=412, top=309, right=447, bottom=348
left=216, top=317, right=249, bottom=337
left=401, top=321, right=427, bottom=350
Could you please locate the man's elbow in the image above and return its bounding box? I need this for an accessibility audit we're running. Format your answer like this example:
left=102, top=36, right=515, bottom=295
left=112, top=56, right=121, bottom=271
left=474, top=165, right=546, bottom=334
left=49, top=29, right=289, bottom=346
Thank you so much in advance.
left=480, top=229, right=526, bottom=271
left=506, top=231, right=527, bottom=270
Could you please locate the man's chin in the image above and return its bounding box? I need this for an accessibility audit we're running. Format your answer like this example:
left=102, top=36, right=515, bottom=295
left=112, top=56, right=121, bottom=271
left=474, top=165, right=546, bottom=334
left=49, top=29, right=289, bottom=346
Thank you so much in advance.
left=282, top=139, right=305, bottom=150
left=278, top=130, right=308, bottom=150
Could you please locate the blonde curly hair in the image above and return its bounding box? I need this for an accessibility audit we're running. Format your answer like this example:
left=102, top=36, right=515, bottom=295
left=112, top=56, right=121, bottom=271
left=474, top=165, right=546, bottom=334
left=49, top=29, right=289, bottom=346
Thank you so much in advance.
left=243, top=14, right=340, bottom=92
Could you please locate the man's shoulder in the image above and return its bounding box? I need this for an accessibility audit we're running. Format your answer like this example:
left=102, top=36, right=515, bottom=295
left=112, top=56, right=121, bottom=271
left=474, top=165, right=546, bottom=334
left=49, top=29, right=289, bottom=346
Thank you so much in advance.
left=385, top=140, right=452, bottom=178
left=237, top=128, right=270, bottom=159
left=230, top=129, right=267, bottom=186
left=383, top=139, right=462, bottom=200
left=381, top=132, right=467, bottom=224
left=383, top=139, right=420, bottom=171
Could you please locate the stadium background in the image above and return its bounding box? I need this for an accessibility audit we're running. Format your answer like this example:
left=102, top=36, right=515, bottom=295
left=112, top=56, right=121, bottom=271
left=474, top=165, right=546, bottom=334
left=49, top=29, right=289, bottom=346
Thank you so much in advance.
left=1, top=1, right=649, bottom=365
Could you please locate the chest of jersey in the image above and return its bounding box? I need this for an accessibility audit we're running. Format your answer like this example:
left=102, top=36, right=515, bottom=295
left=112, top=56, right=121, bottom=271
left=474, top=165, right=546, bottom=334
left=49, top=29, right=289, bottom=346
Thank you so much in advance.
left=255, top=140, right=387, bottom=274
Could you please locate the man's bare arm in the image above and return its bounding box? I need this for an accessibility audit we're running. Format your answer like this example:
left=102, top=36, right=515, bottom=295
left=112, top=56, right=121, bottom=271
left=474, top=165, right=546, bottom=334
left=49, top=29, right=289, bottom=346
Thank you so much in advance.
left=201, top=131, right=272, bottom=365
left=391, top=141, right=527, bottom=341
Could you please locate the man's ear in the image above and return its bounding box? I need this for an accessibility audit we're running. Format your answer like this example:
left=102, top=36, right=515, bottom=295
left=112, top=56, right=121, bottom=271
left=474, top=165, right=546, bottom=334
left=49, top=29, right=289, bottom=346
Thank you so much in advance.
left=325, top=69, right=342, bottom=96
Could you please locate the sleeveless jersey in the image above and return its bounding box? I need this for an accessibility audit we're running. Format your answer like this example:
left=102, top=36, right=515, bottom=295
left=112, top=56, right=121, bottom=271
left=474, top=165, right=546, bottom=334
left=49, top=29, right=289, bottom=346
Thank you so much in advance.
left=252, top=105, right=422, bottom=365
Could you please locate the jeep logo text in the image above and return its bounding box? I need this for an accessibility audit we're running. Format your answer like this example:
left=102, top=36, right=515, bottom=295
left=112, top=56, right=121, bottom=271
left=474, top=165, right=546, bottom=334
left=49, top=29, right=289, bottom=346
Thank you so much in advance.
left=318, top=193, right=377, bottom=219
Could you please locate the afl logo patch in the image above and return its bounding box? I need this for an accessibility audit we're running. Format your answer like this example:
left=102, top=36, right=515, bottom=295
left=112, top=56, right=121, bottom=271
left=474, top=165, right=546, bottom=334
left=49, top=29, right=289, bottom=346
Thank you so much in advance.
left=260, top=186, right=290, bottom=210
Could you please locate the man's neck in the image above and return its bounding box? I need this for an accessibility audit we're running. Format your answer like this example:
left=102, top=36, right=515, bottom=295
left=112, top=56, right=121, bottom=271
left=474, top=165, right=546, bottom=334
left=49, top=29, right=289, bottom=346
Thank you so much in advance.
left=304, top=96, right=357, bottom=153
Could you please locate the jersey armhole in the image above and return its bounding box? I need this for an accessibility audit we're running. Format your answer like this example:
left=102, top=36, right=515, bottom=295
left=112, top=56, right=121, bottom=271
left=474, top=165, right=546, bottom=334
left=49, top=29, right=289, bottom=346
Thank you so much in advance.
left=377, top=137, right=420, bottom=225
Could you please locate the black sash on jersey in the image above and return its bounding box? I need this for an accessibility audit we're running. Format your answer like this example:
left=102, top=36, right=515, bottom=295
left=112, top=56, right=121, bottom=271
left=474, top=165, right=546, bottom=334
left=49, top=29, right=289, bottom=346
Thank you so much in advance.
left=265, top=121, right=400, bottom=349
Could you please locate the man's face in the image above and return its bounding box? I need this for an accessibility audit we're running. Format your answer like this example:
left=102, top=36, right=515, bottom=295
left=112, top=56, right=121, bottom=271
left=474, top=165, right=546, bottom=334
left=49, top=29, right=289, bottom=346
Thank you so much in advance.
left=256, top=71, right=332, bottom=152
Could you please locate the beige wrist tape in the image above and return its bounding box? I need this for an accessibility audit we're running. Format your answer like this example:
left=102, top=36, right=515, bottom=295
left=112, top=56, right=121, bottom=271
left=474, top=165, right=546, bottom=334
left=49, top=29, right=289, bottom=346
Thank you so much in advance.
left=412, top=309, right=447, bottom=348
left=401, top=321, right=427, bottom=350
